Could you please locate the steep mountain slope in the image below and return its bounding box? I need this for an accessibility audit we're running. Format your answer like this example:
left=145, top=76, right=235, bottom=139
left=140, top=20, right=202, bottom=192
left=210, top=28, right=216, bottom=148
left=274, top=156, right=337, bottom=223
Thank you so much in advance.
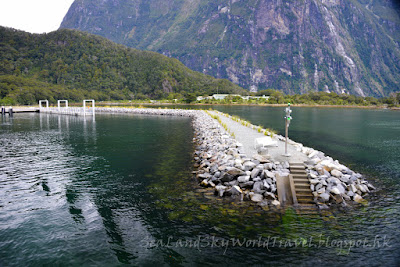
left=0, top=26, right=245, bottom=104
left=60, top=0, right=400, bottom=96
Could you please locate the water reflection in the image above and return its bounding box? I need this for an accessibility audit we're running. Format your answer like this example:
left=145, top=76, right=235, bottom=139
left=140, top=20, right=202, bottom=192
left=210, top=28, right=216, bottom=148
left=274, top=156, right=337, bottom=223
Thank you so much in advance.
left=39, top=113, right=50, bottom=130
left=0, top=112, right=13, bottom=126
left=58, top=115, right=69, bottom=133
left=0, top=112, right=399, bottom=266
left=0, top=113, right=114, bottom=265
left=48, top=113, right=171, bottom=264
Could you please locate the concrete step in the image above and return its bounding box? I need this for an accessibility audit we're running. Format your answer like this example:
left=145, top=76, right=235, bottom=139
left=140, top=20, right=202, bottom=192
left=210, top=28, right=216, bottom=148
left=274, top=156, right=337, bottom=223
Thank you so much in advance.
left=291, top=164, right=305, bottom=168
left=297, top=197, right=314, bottom=203
left=293, top=180, right=309, bottom=183
left=291, top=172, right=307, bottom=177
left=295, top=191, right=312, bottom=196
left=292, top=173, right=307, bottom=177
left=290, top=162, right=315, bottom=206
left=292, top=173, right=308, bottom=177
left=290, top=168, right=305, bottom=172
left=290, top=162, right=305, bottom=167
left=293, top=179, right=310, bottom=183
left=296, top=193, right=313, bottom=198
left=295, top=188, right=312, bottom=192
left=291, top=170, right=307, bottom=174
left=293, top=176, right=308, bottom=180
left=294, top=182, right=311, bottom=187
left=291, top=168, right=307, bottom=171
left=290, top=167, right=306, bottom=172
left=292, top=176, right=308, bottom=180
left=294, top=183, right=310, bottom=187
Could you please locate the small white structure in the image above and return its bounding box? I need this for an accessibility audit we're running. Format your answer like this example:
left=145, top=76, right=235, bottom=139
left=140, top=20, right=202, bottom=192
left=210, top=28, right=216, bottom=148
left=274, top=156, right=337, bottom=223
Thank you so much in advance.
left=254, top=137, right=278, bottom=149
left=39, top=99, right=95, bottom=117
left=242, top=95, right=270, bottom=101
left=83, top=99, right=95, bottom=116
left=212, top=94, right=230, bottom=100
left=39, top=100, right=49, bottom=109
left=57, top=100, right=68, bottom=111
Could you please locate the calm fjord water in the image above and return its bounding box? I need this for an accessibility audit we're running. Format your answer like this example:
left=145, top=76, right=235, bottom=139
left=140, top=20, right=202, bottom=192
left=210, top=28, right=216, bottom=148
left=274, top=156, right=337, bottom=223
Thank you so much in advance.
left=0, top=108, right=399, bottom=266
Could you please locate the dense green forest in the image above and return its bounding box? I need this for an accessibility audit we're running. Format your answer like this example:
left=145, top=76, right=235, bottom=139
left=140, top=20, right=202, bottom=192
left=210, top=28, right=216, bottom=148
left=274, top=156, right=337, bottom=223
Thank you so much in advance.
left=0, top=26, right=245, bottom=105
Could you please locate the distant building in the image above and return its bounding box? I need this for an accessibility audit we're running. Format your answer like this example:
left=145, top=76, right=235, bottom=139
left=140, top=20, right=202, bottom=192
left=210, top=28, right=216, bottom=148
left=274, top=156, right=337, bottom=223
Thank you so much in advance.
left=212, top=94, right=230, bottom=100
left=197, top=96, right=213, bottom=101
left=198, top=94, right=270, bottom=101
left=241, top=95, right=270, bottom=100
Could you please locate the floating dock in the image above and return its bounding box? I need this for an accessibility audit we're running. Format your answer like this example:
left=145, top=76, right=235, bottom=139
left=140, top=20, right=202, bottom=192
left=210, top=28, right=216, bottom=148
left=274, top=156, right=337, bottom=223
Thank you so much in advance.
left=38, top=100, right=95, bottom=116
left=1, top=106, right=40, bottom=115
left=1, top=100, right=96, bottom=117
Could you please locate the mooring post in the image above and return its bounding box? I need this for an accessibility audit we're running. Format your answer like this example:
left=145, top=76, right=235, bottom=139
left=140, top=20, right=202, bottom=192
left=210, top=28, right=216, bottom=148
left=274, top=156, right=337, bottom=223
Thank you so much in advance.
left=1, top=106, right=4, bottom=116
left=9, top=106, right=13, bottom=117
left=283, top=103, right=292, bottom=157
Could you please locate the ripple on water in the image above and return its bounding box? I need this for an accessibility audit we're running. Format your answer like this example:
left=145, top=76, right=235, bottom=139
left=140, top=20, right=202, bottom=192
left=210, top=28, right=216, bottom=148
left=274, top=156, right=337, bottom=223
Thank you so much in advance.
left=0, top=122, right=115, bottom=265
left=1, top=112, right=399, bottom=266
left=0, top=130, right=95, bottom=221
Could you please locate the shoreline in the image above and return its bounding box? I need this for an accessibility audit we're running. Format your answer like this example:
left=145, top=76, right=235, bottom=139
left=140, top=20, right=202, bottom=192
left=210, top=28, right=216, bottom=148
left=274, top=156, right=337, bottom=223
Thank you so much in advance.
left=96, top=102, right=398, bottom=110
left=14, top=103, right=399, bottom=111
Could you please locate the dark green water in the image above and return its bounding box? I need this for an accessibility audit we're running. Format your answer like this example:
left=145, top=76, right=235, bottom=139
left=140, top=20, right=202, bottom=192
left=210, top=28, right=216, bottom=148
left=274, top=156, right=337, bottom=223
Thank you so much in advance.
left=0, top=109, right=399, bottom=266
left=213, top=106, right=400, bottom=183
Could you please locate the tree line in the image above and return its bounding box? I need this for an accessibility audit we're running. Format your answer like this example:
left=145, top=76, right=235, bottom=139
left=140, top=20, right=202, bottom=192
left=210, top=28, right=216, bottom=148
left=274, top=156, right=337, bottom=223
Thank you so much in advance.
left=194, top=90, right=400, bottom=107
left=0, top=26, right=245, bottom=105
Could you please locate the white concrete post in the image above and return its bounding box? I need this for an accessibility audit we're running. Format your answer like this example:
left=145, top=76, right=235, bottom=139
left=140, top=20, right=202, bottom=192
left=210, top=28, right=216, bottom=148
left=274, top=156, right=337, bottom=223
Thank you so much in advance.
left=57, top=100, right=69, bottom=112
left=83, top=100, right=95, bottom=117
left=39, top=100, right=49, bottom=109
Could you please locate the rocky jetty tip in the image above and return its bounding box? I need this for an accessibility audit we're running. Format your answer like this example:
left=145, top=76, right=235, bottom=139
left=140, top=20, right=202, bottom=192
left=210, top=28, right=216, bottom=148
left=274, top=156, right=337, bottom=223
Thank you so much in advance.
left=96, top=107, right=375, bottom=209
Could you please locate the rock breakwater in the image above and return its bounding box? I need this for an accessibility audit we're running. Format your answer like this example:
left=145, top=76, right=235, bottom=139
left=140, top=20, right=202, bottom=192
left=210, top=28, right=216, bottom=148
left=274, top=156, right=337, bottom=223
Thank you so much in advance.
left=96, top=107, right=375, bottom=208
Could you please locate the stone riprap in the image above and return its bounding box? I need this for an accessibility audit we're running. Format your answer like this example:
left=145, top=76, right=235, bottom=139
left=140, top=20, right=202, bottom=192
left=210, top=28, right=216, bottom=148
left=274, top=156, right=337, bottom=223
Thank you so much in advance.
left=96, top=107, right=196, bottom=117
left=192, top=111, right=284, bottom=207
left=302, top=147, right=376, bottom=207
left=205, top=110, right=376, bottom=208
left=96, top=107, right=375, bottom=208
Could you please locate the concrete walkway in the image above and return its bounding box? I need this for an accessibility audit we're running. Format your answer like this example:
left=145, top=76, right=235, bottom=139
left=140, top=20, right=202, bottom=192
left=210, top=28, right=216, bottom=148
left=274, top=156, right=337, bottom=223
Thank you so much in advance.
left=208, top=111, right=308, bottom=163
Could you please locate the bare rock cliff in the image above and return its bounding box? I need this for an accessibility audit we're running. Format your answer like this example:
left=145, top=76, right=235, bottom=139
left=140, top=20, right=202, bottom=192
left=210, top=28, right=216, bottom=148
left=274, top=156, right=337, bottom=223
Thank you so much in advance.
left=61, top=0, right=400, bottom=96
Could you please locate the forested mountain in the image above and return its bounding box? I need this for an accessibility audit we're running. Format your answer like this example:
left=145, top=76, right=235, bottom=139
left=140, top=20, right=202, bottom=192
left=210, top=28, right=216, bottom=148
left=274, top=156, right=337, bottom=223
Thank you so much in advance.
left=0, top=26, right=245, bottom=104
left=61, top=0, right=400, bottom=96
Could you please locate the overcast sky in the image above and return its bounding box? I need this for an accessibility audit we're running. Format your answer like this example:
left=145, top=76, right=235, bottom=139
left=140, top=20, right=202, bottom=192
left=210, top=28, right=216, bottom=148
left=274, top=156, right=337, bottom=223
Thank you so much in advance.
left=0, top=0, right=74, bottom=34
